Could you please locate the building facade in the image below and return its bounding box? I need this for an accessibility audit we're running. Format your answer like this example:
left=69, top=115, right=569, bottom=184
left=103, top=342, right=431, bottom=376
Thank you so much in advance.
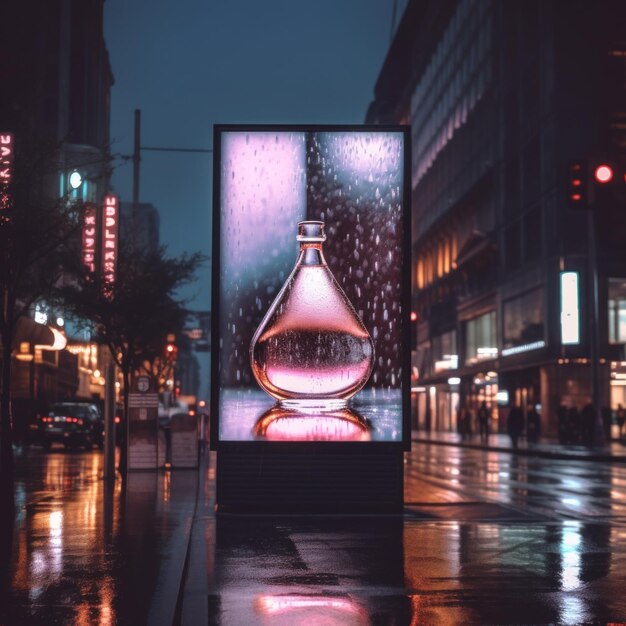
left=0, top=0, right=114, bottom=429
left=1, top=0, right=114, bottom=200
left=367, top=0, right=626, bottom=436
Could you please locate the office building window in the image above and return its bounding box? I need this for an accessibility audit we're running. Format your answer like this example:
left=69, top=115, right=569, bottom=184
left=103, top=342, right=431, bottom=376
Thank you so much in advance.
left=433, top=330, right=458, bottom=371
left=503, top=288, right=544, bottom=349
left=465, top=311, right=497, bottom=364
left=608, top=278, right=626, bottom=344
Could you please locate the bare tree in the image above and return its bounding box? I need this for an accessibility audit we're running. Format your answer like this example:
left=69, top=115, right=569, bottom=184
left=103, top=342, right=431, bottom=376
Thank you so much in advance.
left=0, top=140, right=82, bottom=511
left=58, top=233, right=206, bottom=475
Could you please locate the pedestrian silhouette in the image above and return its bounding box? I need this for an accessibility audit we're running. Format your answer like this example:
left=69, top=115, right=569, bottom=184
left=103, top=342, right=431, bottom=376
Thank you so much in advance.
left=557, top=404, right=568, bottom=444
left=617, top=403, right=625, bottom=439
left=566, top=406, right=581, bottom=444
left=526, top=405, right=541, bottom=443
left=478, top=401, right=490, bottom=440
left=581, top=403, right=596, bottom=447
left=507, top=404, right=524, bottom=448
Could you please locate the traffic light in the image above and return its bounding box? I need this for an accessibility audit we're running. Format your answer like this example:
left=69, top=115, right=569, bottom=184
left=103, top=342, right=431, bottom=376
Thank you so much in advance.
left=567, top=158, right=626, bottom=209
left=567, top=160, right=587, bottom=208
left=590, top=160, right=619, bottom=208
left=164, top=342, right=177, bottom=358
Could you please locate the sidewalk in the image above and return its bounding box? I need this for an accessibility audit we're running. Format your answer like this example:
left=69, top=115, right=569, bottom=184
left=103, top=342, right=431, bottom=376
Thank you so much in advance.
left=412, top=429, right=626, bottom=462
left=0, top=449, right=198, bottom=626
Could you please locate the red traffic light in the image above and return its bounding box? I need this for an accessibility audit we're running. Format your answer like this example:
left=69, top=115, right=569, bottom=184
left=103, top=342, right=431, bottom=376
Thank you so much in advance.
left=594, top=164, right=613, bottom=183
left=568, top=160, right=587, bottom=207
left=410, top=311, right=418, bottom=322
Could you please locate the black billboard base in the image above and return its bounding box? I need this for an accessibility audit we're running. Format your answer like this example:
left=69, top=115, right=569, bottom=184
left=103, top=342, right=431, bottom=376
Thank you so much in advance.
left=215, top=448, right=404, bottom=515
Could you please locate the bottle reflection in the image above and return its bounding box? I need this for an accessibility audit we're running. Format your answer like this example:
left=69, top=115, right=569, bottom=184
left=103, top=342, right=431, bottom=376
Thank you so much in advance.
left=252, top=404, right=372, bottom=441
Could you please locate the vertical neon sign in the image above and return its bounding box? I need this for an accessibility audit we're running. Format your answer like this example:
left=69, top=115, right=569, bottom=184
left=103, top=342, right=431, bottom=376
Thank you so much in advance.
left=0, top=132, right=15, bottom=217
left=560, top=271, right=580, bottom=345
left=101, top=195, right=119, bottom=297
left=82, top=204, right=97, bottom=275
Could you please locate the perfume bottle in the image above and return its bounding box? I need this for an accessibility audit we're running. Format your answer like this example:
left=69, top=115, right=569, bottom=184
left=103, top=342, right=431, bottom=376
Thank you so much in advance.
left=250, top=220, right=374, bottom=408
left=253, top=405, right=372, bottom=441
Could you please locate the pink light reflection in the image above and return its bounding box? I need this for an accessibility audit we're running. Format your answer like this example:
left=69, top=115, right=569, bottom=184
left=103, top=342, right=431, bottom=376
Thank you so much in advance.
left=253, top=405, right=371, bottom=441
left=322, top=132, right=403, bottom=183
left=256, top=594, right=368, bottom=623
left=220, top=132, right=306, bottom=279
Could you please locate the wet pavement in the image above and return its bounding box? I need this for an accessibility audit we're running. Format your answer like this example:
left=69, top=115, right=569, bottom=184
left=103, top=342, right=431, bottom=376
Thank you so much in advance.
left=0, top=447, right=196, bottom=625
left=180, top=438, right=626, bottom=625
left=3, top=438, right=626, bottom=624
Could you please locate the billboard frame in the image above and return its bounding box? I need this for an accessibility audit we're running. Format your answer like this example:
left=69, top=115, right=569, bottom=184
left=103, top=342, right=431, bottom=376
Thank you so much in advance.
left=210, top=124, right=412, bottom=454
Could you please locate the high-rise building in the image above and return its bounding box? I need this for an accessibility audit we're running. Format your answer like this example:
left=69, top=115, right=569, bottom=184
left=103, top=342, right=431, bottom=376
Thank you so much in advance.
left=0, top=0, right=114, bottom=201
left=367, top=0, right=626, bottom=436
left=0, top=0, right=114, bottom=422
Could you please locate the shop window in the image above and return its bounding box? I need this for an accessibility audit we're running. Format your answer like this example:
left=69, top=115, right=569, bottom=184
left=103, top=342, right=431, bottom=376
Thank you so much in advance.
left=433, top=330, right=458, bottom=371
left=503, top=288, right=544, bottom=349
left=608, top=278, right=626, bottom=344
left=464, top=311, right=497, bottom=364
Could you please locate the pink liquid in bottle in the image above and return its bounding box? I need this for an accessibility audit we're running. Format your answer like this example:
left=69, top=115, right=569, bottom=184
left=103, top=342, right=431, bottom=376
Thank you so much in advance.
left=250, top=221, right=374, bottom=409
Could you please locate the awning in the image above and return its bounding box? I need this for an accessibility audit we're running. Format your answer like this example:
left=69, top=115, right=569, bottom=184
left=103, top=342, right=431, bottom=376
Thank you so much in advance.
left=455, top=230, right=496, bottom=268
left=12, top=317, right=67, bottom=351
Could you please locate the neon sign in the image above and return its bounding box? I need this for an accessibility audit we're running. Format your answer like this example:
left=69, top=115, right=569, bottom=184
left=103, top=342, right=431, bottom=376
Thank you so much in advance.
left=82, top=204, right=97, bottom=275
left=0, top=132, right=14, bottom=215
left=101, top=195, right=119, bottom=296
left=560, top=271, right=580, bottom=345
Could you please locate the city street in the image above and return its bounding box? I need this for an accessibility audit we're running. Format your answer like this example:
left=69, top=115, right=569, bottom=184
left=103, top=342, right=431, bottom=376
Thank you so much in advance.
left=405, top=439, right=626, bottom=521
left=182, top=441, right=626, bottom=625
left=0, top=448, right=197, bottom=625
left=3, top=441, right=626, bottom=624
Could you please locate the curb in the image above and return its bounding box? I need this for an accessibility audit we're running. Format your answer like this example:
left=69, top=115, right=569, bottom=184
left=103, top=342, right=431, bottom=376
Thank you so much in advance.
left=411, top=436, right=626, bottom=463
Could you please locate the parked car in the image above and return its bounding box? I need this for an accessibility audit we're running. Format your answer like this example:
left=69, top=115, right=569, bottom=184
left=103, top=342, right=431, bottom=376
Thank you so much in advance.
left=41, top=402, right=104, bottom=451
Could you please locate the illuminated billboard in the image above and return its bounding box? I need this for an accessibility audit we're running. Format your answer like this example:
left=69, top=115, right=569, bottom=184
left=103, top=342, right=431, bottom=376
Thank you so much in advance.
left=211, top=126, right=410, bottom=445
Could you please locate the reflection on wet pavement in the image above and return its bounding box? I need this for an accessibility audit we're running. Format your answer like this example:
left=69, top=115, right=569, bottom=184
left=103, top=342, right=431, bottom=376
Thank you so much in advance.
left=186, top=515, right=626, bottom=625
left=252, top=404, right=372, bottom=441
left=0, top=449, right=196, bottom=625
left=5, top=444, right=626, bottom=624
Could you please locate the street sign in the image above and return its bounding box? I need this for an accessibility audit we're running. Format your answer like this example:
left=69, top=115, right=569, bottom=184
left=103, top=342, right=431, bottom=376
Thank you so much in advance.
left=127, top=375, right=159, bottom=470
left=170, top=412, right=198, bottom=468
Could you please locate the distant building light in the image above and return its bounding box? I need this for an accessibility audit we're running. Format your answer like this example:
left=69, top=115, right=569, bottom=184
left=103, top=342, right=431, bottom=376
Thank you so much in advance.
left=496, top=390, right=509, bottom=405
left=434, top=354, right=458, bottom=371
left=447, top=377, right=461, bottom=385
left=56, top=317, right=64, bottom=327
left=69, top=171, right=83, bottom=189
left=501, top=340, right=546, bottom=357
left=34, top=304, right=47, bottom=325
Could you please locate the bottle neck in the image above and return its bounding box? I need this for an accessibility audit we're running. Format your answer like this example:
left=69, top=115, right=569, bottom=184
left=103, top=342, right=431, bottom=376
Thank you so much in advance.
left=297, top=242, right=326, bottom=266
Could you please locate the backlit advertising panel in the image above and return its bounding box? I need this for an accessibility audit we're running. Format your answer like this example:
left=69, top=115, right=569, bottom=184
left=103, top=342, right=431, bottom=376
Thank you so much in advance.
left=211, top=125, right=410, bottom=447
left=101, top=195, right=119, bottom=297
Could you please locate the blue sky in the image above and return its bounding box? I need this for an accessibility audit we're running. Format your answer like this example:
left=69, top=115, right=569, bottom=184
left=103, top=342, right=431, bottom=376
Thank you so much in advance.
left=103, top=0, right=399, bottom=311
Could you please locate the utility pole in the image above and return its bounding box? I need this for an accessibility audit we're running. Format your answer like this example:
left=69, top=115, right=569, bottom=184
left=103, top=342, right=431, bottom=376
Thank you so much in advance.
left=133, top=109, right=141, bottom=211
left=588, top=208, right=603, bottom=443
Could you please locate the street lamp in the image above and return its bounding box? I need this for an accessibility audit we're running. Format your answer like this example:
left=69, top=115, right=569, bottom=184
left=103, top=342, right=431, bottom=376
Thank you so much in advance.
left=69, top=170, right=83, bottom=190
